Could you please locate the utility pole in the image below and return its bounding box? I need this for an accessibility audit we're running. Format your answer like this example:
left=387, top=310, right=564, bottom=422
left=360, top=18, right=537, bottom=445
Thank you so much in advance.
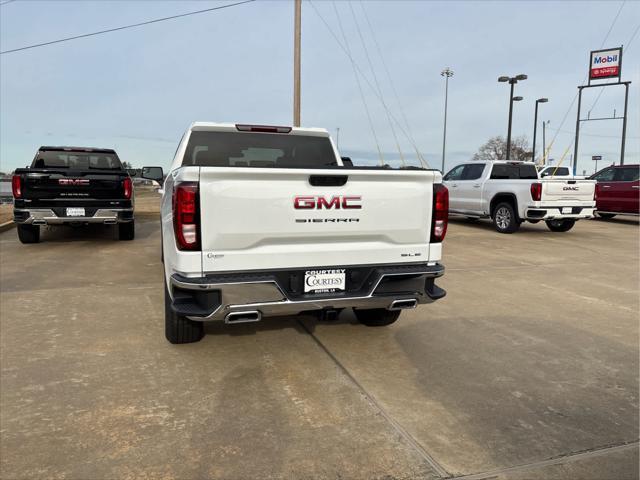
left=542, top=120, right=549, bottom=164
left=440, top=67, right=454, bottom=173
left=293, top=0, right=301, bottom=127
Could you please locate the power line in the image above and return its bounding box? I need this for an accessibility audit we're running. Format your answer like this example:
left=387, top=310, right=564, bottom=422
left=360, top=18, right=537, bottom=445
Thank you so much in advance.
left=0, top=0, right=18, bottom=6
left=331, top=1, right=384, bottom=165
left=547, top=0, right=626, bottom=157
left=586, top=22, right=640, bottom=116
left=308, top=0, right=429, bottom=167
left=347, top=1, right=405, bottom=166
left=359, top=1, right=417, bottom=154
left=549, top=126, right=639, bottom=140
left=0, top=0, right=255, bottom=55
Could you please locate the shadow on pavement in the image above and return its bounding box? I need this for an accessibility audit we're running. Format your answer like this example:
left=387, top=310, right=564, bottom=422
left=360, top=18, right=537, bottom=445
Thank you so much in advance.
left=204, top=311, right=360, bottom=338
left=37, top=220, right=155, bottom=242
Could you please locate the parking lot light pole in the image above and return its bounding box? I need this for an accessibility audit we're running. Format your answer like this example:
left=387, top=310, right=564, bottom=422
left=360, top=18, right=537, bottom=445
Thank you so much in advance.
left=532, top=98, right=548, bottom=164
left=440, top=67, right=454, bottom=173
left=499, top=74, right=527, bottom=159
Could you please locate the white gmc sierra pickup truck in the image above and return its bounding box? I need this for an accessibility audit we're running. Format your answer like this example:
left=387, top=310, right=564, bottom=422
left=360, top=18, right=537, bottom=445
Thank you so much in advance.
left=443, top=160, right=596, bottom=233
left=147, top=123, right=448, bottom=344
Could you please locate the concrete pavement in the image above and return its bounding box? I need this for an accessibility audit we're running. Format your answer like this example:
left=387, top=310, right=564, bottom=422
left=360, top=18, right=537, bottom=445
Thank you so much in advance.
left=0, top=217, right=638, bottom=479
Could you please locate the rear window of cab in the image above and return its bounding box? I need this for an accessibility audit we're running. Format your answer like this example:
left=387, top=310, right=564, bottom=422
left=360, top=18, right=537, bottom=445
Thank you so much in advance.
left=182, top=131, right=338, bottom=168
left=490, top=163, right=538, bottom=180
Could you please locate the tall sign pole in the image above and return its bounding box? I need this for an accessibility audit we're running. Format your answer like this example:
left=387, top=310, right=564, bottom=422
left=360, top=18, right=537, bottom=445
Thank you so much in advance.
left=573, top=46, right=630, bottom=174
left=293, top=0, right=301, bottom=127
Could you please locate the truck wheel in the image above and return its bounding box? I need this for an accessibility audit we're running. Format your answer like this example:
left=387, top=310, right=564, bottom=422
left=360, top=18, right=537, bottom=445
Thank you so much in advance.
left=596, top=212, right=616, bottom=219
left=545, top=219, right=576, bottom=232
left=164, top=282, right=204, bottom=344
left=118, top=221, right=135, bottom=241
left=17, top=224, right=40, bottom=244
left=492, top=202, right=520, bottom=234
left=354, top=308, right=401, bottom=327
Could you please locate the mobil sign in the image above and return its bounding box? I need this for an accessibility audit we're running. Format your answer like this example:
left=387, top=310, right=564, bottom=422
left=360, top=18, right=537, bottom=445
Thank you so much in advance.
left=590, top=47, right=622, bottom=80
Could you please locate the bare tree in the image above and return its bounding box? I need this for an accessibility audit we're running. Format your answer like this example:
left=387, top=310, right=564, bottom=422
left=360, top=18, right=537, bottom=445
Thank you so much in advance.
left=473, top=136, right=532, bottom=161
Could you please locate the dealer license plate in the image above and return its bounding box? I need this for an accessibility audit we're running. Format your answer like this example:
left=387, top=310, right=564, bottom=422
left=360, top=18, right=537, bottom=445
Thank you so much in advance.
left=66, top=207, right=85, bottom=217
left=562, top=207, right=572, bottom=214
left=304, top=269, right=346, bottom=293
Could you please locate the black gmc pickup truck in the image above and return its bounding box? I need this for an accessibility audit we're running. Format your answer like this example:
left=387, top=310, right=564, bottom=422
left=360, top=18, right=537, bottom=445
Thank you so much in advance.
left=12, top=146, right=135, bottom=243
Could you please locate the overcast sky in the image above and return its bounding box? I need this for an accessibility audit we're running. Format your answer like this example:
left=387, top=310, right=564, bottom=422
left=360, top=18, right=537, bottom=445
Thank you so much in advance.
left=1, top=0, right=638, bottom=174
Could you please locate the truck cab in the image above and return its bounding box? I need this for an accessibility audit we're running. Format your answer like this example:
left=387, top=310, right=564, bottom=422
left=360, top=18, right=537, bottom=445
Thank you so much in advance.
left=153, top=122, right=448, bottom=344
left=590, top=164, right=640, bottom=218
left=12, top=146, right=136, bottom=243
left=444, top=161, right=596, bottom=233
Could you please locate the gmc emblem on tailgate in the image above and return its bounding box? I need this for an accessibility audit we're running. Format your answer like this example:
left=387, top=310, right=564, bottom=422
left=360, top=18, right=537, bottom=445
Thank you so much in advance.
left=59, top=179, right=90, bottom=186
left=294, top=195, right=362, bottom=209
left=563, top=186, right=579, bottom=191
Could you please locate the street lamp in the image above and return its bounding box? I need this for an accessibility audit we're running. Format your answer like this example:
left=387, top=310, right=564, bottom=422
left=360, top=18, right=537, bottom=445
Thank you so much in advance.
left=532, top=98, right=548, bottom=164
left=440, top=67, right=454, bottom=173
left=498, top=74, right=527, bottom=159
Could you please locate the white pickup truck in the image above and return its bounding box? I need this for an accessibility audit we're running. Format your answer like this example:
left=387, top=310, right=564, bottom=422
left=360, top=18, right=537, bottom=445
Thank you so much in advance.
left=443, top=160, right=596, bottom=233
left=144, top=123, right=448, bottom=344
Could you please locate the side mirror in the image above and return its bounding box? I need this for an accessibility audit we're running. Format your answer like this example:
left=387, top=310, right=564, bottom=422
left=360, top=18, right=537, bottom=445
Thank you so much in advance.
left=141, top=166, right=164, bottom=183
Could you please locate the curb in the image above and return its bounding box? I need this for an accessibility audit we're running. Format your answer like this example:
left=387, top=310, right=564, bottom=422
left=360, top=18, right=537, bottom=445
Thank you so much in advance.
left=0, top=221, right=15, bottom=233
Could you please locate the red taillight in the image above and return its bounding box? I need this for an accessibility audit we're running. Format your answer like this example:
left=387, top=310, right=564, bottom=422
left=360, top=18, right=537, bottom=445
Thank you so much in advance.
left=123, top=177, right=132, bottom=200
left=431, top=184, right=448, bottom=243
left=11, top=175, right=22, bottom=198
left=173, top=182, right=200, bottom=251
left=594, top=183, right=599, bottom=201
left=530, top=182, right=542, bottom=201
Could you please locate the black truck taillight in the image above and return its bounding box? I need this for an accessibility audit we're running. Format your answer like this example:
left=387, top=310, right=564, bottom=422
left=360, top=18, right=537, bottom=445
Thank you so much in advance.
left=11, top=175, right=22, bottom=198
left=123, top=177, right=132, bottom=199
left=530, top=182, right=542, bottom=201
left=173, top=182, right=200, bottom=251
left=431, top=184, right=448, bottom=243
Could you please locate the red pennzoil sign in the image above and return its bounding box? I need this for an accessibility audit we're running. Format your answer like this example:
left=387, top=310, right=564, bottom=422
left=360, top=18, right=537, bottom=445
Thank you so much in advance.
left=590, top=48, right=622, bottom=80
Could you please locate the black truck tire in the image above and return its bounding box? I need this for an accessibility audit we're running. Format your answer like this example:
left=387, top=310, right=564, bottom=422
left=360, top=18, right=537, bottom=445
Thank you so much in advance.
left=164, top=282, right=204, bottom=344
left=354, top=308, right=401, bottom=327
left=118, top=221, right=135, bottom=241
left=492, top=202, right=520, bottom=234
left=546, top=219, right=576, bottom=232
left=17, top=224, right=40, bottom=244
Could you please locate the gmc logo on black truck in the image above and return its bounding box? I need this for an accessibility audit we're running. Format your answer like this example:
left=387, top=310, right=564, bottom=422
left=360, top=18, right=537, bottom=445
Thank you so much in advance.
left=59, top=179, right=90, bottom=186
left=294, top=195, right=362, bottom=209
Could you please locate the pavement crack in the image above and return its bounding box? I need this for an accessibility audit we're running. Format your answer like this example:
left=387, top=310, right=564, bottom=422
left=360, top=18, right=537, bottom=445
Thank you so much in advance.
left=297, top=319, right=451, bottom=479
left=446, top=439, right=639, bottom=480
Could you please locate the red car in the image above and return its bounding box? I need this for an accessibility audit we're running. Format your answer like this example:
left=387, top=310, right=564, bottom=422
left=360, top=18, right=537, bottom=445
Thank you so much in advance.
left=589, top=164, right=640, bottom=218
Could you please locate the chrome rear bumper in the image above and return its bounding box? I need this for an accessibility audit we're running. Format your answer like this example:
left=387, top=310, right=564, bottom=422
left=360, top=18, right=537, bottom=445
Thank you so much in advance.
left=14, top=208, right=133, bottom=225
left=169, top=264, right=445, bottom=322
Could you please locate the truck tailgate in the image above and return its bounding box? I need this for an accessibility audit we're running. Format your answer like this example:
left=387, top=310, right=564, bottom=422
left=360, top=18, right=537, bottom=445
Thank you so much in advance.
left=198, top=167, right=437, bottom=272
left=541, top=179, right=596, bottom=203
left=20, top=169, right=126, bottom=200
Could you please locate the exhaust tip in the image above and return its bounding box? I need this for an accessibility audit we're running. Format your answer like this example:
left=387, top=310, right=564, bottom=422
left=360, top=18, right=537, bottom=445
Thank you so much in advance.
left=225, top=310, right=262, bottom=324
left=389, top=299, right=418, bottom=311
